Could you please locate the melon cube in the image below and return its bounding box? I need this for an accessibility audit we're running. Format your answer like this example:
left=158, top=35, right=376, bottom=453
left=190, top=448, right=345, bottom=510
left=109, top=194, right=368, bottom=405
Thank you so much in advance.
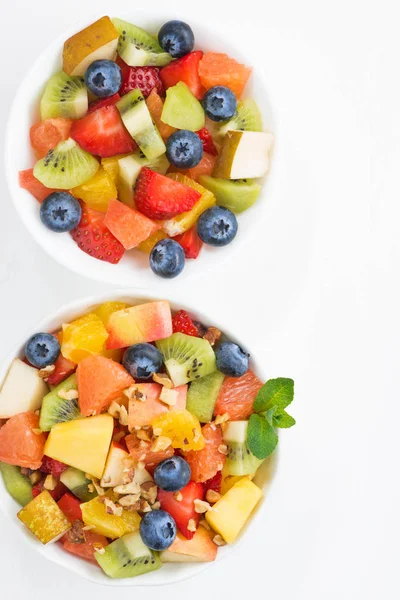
left=160, top=527, right=217, bottom=562
left=18, top=490, right=70, bottom=544
left=63, top=17, right=119, bottom=76
left=0, top=359, right=48, bottom=419
left=106, top=301, right=172, bottom=350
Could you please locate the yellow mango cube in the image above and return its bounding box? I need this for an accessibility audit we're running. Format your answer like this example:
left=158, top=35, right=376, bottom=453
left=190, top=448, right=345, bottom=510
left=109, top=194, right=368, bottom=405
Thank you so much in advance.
left=63, top=17, right=119, bottom=76
left=93, top=302, right=130, bottom=325
left=81, top=495, right=141, bottom=538
left=71, top=167, right=117, bottom=213
left=136, top=230, right=168, bottom=254
left=61, top=313, right=109, bottom=364
left=18, top=490, right=70, bottom=544
left=220, top=474, right=250, bottom=496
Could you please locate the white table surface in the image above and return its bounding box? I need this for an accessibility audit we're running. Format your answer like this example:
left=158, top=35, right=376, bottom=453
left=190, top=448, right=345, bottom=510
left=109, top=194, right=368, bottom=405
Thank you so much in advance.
left=0, top=0, right=398, bottom=597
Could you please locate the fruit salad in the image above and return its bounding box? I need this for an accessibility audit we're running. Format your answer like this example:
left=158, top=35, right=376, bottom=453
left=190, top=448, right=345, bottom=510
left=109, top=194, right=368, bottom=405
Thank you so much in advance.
left=0, top=300, right=295, bottom=579
left=18, top=17, right=274, bottom=278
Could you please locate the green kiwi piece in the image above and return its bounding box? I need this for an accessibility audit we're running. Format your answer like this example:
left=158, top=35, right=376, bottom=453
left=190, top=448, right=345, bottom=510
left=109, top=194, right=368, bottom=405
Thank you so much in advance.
left=118, top=151, right=169, bottom=206
left=117, top=90, right=166, bottom=160
left=39, top=373, right=80, bottom=432
left=95, top=530, right=161, bottom=578
left=217, top=99, right=263, bottom=138
left=198, top=176, right=261, bottom=213
left=223, top=421, right=263, bottom=476
left=33, top=138, right=99, bottom=189
left=161, top=82, right=205, bottom=131
left=156, top=333, right=217, bottom=387
left=186, top=371, right=225, bottom=423
left=40, top=71, right=88, bottom=120
left=0, top=463, right=32, bottom=506
left=112, top=18, right=172, bottom=67
left=60, top=467, right=97, bottom=502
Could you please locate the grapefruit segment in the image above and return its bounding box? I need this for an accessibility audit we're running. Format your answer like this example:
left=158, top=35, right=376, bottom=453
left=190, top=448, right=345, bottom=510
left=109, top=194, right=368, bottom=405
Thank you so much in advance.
left=198, top=53, right=252, bottom=98
left=214, top=370, right=262, bottom=420
left=19, top=169, right=57, bottom=203
left=0, top=412, right=46, bottom=470
left=184, top=423, right=225, bottom=482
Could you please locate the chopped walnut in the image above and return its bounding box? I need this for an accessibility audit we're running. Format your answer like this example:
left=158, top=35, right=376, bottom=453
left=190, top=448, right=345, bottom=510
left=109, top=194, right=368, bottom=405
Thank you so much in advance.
left=151, top=436, right=172, bottom=452
left=159, top=387, right=178, bottom=406
left=152, top=427, right=162, bottom=437
left=140, top=500, right=152, bottom=513
left=194, top=499, right=212, bottom=514
left=134, top=425, right=142, bottom=431
left=119, top=494, right=141, bottom=507
left=210, top=422, right=217, bottom=431
left=214, top=413, right=230, bottom=425
left=137, top=461, right=145, bottom=470
left=113, top=431, right=126, bottom=444
left=114, top=480, right=141, bottom=495
left=43, top=474, right=57, bottom=491
left=152, top=373, right=174, bottom=388
left=217, top=462, right=224, bottom=471
left=203, top=327, right=221, bottom=346
left=206, top=489, right=221, bottom=503
left=173, top=491, right=183, bottom=502
left=192, top=428, right=201, bottom=443
left=27, top=471, right=41, bottom=485
left=151, top=501, right=161, bottom=510
left=187, top=518, right=197, bottom=532
left=123, top=385, right=138, bottom=401
left=94, top=545, right=106, bottom=554
left=87, top=483, right=95, bottom=493
left=87, top=477, right=105, bottom=496
left=213, top=534, right=227, bottom=547
left=101, top=475, right=111, bottom=485
left=108, top=401, right=122, bottom=419
left=66, top=520, right=86, bottom=544
left=135, top=390, right=147, bottom=402
left=136, top=429, right=152, bottom=442
left=119, top=405, right=129, bottom=426
left=199, top=519, right=211, bottom=531
left=57, top=388, right=79, bottom=401
left=218, top=444, right=228, bottom=455
left=101, top=497, right=123, bottom=516
left=38, top=364, right=56, bottom=379
left=141, top=482, right=157, bottom=504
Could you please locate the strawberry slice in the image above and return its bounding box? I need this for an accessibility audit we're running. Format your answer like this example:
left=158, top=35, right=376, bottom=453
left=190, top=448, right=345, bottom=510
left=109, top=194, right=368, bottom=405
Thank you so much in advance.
left=70, top=105, right=136, bottom=158
left=32, top=479, right=67, bottom=501
left=158, top=481, right=204, bottom=539
left=70, top=202, right=125, bottom=264
left=135, top=168, right=201, bottom=220
left=88, top=93, right=121, bottom=113
left=117, top=59, right=164, bottom=98
left=40, top=456, right=68, bottom=477
left=160, top=51, right=206, bottom=99
left=196, top=128, right=218, bottom=156
left=57, top=492, right=83, bottom=522
left=174, top=226, right=203, bottom=259
left=172, top=310, right=199, bottom=336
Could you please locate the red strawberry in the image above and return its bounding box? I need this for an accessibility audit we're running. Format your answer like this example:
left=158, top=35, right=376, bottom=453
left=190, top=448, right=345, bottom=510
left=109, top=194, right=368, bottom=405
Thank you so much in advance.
left=135, top=168, right=201, bottom=220
left=41, top=456, right=68, bottom=477
left=174, top=226, right=203, bottom=259
left=202, top=471, right=222, bottom=495
left=46, top=353, right=76, bottom=386
left=70, top=203, right=125, bottom=264
left=160, top=51, right=206, bottom=99
left=32, top=479, right=67, bottom=501
left=70, top=105, right=136, bottom=158
left=88, top=93, right=121, bottom=113
left=196, top=128, right=218, bottom=156
left=172, top=310, right=199, bottom=337
left=57, top=492, right=83, bottom=522
left=118, top=62, right=164, bottom=98
left=158, top=481, right=204, bottom=539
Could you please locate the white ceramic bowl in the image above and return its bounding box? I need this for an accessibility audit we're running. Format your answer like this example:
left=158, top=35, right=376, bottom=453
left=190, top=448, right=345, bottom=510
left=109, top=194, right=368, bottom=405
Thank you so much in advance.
left=0, top=290, right=276, bottom=586
left=5, top=13, right=277, bottom=287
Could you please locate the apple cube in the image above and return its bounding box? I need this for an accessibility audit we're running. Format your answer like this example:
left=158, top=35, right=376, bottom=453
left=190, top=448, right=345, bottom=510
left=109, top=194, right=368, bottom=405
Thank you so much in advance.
left=128, top=383, right=187, bottom=429
left=63, top=17, right=119, bottom=76
left=18, top=490, right=70, bottom=544
left=106, top=301, right=173, bottom=350
left=0, top=359, right=48, bottom=418
left=160, top=528, right=217, bottom=563
left=101, top=442, right=131, bottom=488
left=213, top=131, right=274, bottom=179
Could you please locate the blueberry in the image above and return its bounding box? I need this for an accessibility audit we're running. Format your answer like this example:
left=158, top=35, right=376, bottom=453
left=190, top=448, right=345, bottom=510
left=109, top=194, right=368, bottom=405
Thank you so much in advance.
left=40, top=192, right=81, bottom=233
left=158, top=20, right=194, bottom=58
left=197, top=206, right=238, bottom=247
left=154, top=457, right=191, bottom=492
left=166, top=130, right=203, bottom=169
left=202, top=86, right=237, bottom=122
left=140, top=509, right=176, bottom=551
left=123, top=343, right=163, bottom=380
left=85, top=60, right=122, bottom=97
left=150, top=239, right=185, bottom=279
left=216, top=342, right=249, bottom=377
left=25, top=333, right=60, bottom=368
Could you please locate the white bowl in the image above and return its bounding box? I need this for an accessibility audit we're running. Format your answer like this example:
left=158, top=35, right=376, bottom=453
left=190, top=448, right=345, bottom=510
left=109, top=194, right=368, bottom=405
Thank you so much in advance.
left=0, top=289, right=276, bottom=586
left=5, top=13, right=277, bottom=287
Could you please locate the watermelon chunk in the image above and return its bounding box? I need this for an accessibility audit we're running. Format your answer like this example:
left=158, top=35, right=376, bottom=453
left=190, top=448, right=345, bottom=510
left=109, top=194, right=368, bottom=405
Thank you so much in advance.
left=103, top=199, right=160, bottom=250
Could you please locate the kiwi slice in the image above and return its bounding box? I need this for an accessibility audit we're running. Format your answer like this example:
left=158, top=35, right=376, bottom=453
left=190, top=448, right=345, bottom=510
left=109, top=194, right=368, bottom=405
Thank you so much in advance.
left=112, top=18, right=172, bottom=67
left=0, top=463, right=32, bottom=506
left=118, top=150, right=169, bottom=205
left=117, top=91, right=166, bottom=160
left=60, top=466, right=97, bottom=502
left=156, top=333, right=216, bottom=387
left=198, top=176, right=261, bottom=213
left=217, top=99, right=263, bottom=138
left=223, top=421, right=263, bottom=476
left=40, top=71, right=88, bottom=120
left=95, top=530, right=161, bottom=578
left=39, top=373, right=80, bottom=432
left=33, top=138, right=99, bottom=189
left=186, top=371, right=225, bottom=423
left=161, top=82, right=205, bottom=131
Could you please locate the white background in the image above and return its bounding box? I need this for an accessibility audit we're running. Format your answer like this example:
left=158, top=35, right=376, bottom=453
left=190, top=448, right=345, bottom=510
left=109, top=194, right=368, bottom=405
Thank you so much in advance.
left=0, top=0, right=398, bottom=598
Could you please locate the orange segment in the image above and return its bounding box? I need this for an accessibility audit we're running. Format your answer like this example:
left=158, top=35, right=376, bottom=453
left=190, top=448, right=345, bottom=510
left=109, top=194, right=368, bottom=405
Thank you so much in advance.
left=214, top=370, right=263, bottom=420
left=101, top=154, right=131, bottom=183
left=198, top=53, right=252, bottom=98
left=0, top=412, right=46, bottom=470
left=146, top=89, right=177, bottom=141
left=71, top=167, right=117, bottom=213
left=30, top=118, right=73, bottom=159
left=184, top=423, right=225, bottom=482
left=151, top=410, right=204, bottom=451
left=61, top=313, right=109, bottom=364
left=93, top=302, right=129, bottom=325
left=136, top=230, right=169, bottom=254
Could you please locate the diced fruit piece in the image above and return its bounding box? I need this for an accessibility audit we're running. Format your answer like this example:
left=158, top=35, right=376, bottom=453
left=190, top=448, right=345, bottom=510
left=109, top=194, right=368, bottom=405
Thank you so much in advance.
left=88, top=93, right=121, bottom=113
left=125, top=432, right=174, bottom=470
left=40, top=72, right=88, bottom=120
left=104, top=200, right=159, bottom=250
left=146, top=90, right=177, bottom=141
left=196, top=128, right=218, bottom=156
left=46, top=334, right=76, bottom=386
left=128, top=383, right=187, bottom=429
left=30, top=118, right=73, bottom=158
left=213, top=131, right=274, bottom=179
left=217, top=98, right=263, bottom=138
left=136, top=230, right=168, bottom=253
left=171, top=310, right=199, bottom=337
left=61, top=313, right=109, bottom=364
left=206, top=478, right=262, bottom=543
left=95, top=530, right=161, bottom=578
left=198, top=176, right=261, bottom=213
left=18, top=169, right=57, bottom=202
left=0, top=358, right=47, bottom=418
left=117, top=90, right=166, bottom=160
left=77, top=355, right=134, bottom=417
left=174, top=226, right=203, bottom=259
left=0, top=412, right=46, bottom=470
left=70, top=106, right=136, bottom=158
left=156, top=333, right=216, bottom=387
left=94, top=302, right=129, bottom=325
left=63, top=530, right=109, bottom=562
left=44, top=414, right=113, bottom=478
left=63, top=16, right=119, bottom=76
left=223, top=421, right=263, bottom=476
left=119, top=63, right=164, bottom=97
left=41, top=456, right=68, bottom=477
left=81, top=495, right=141, bottom=538
left=186, top=371, right=225, bottom=423
left=160, top=174, right=216, bottom=236
left=161, top=82, right=205, bottom=131
left=160, top=527, right=217, bottom=562
left=170, top=152, right=216, bottom=183
left=106, top=301, right=172, bottom=350
left=32, top=479, right=67, bottom=502
left=39, top=373, right=80, bottom=431
left=101, top=154, right=130, bottom=182
left=151, top=410, right=204, bottom=451
left=214, top=370, right=263, bottom=420
left=158, top=481, right=204, bottom=539
left=71, top=167, right=117, bottom=213
left=117, top=151, right=169, bottom=207
left=34, top=138, right=99, bottom=190
left=198, top=53, right=252, bottom=98
left=0, top=463, right=32, bottom=506
left=57, top=492, right=83, bottom=522
left=60, top=467, right=97, bottom=502
left=112, top=18, right=172, bottom=67
left=101, top=442, right=132, bottom=488
left=18, top=490, right=71, bottom=544
left=184, top=423, right=225, bottom=482
left=160, top=51, right=205, bottom=100
left=203, top=471, right=222, bottom=495
left=221, top=474, right=249, bottom=495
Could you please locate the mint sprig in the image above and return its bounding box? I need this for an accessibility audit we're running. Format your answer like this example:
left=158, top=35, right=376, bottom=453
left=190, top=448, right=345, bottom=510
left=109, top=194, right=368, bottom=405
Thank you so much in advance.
left=246, top=378, right=295, bottom=459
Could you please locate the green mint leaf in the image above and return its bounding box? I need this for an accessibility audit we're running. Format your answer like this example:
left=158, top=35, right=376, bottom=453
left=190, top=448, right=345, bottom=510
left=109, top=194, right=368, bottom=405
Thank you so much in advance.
left=247, top=414, right=278, bottom=459
left=273, top=409, right=296, bottom=429
left=253, top=378, right=294, bottom=413
left=265, top=407, right=277, bottom=425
